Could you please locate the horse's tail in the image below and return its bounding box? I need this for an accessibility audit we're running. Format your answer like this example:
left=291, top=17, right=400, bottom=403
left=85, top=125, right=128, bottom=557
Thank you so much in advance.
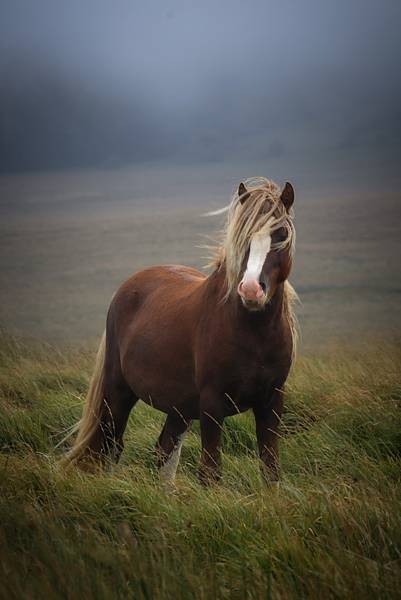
left=62, top=331, right=106, bottom=467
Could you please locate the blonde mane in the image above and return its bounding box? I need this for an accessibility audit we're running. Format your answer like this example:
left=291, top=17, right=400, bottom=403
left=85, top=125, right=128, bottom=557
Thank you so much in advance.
left=208, top=176, right=298, bottom=357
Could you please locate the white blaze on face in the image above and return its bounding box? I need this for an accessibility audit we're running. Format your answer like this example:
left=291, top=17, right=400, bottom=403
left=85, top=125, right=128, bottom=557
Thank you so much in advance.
left=242, top=230, right=272, bottom=286
left=242, top=216, right=274, bottom=292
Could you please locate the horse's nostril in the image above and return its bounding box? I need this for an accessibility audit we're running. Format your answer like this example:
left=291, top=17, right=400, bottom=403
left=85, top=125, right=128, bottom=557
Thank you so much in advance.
left=259, top=281, right=266, bottom=293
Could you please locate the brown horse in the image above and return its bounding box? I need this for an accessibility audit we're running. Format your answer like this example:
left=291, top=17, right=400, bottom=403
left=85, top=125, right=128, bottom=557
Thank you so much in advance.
left=64, top=177, right=298, bottom=486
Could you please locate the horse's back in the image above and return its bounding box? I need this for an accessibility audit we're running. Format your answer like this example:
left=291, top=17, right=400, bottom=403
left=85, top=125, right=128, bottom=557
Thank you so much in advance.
left=111, top=264, right=204, bottom=314
left=128, top=264, right=205, bottom=289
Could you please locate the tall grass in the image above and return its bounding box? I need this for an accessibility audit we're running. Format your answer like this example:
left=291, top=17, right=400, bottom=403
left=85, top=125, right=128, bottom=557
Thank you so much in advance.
left=0, top=332, right=400, bottom=599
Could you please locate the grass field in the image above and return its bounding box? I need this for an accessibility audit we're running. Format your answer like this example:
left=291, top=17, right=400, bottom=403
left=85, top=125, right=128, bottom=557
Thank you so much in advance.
left=1, top=332, right=401, bottom=599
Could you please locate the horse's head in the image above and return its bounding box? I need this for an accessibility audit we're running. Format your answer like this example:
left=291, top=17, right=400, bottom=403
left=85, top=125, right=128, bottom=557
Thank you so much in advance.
left=236, top=181, right=295, bottom=311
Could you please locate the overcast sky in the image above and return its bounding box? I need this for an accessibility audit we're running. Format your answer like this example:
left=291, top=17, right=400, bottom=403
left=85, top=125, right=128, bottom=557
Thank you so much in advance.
left=0, top=0, right=400, bottom=190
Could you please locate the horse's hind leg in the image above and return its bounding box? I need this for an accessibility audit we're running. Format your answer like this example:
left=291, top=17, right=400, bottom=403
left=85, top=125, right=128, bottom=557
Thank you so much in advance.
left=89, top=374, right=138, bottom=467
left=102, top=378, right=138, bottom=464
left=156, top=412, right=192, bottom=487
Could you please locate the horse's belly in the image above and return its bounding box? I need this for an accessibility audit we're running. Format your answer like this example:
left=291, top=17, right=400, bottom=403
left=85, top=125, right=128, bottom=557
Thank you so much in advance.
left=120, top=327, right=198, bottom=414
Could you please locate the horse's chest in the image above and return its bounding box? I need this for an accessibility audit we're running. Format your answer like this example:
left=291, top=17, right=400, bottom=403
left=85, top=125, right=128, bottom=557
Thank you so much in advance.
left=234, top=361, right=276, bottom=400
left=217, top=355, right=288, bottom=415
left=196, top=321, right=292, bottom=411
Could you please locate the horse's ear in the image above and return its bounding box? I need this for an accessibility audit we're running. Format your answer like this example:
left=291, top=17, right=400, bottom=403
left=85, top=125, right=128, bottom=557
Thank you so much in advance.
left=281, top=182, right=295, bottom=211
left=238, top=182, right=251, bottom=204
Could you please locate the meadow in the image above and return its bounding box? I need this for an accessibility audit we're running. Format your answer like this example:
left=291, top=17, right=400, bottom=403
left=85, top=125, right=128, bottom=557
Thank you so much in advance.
left=1, top=332, right=400, bottom=599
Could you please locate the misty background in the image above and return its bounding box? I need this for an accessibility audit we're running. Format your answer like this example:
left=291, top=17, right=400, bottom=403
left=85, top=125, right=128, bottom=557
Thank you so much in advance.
left=0, top=0, right=400, bottom=346
left=1, top=0, right=401, bottom=187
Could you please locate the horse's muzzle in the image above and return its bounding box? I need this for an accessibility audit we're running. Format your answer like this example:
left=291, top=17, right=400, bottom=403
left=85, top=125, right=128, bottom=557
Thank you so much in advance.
left=237, top=278, right=267, bottom=310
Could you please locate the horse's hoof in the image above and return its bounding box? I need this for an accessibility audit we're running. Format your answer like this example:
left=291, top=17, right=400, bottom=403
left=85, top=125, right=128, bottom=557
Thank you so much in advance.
left=159, top=472, right=179, bottom=494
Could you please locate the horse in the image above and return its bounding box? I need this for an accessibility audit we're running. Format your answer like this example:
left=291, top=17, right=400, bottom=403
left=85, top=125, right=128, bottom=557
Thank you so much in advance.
left=64, top=177, right=298, bottom=486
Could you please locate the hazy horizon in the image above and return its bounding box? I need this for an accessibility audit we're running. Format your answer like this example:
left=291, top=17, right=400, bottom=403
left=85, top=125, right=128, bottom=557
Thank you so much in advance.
left=0, top=165, right=400, bottom=349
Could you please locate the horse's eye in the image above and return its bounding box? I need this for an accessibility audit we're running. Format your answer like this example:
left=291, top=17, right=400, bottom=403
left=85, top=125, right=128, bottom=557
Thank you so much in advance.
left=274, top=227, right=287, bottom=242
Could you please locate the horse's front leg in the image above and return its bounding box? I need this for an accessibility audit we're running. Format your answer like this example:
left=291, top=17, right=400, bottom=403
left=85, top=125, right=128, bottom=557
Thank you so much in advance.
left=253, top=387, right=284, bottom=485
left=199, top=390, right=224, bottom=485
left=156, top=412, right=192, bottom=488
